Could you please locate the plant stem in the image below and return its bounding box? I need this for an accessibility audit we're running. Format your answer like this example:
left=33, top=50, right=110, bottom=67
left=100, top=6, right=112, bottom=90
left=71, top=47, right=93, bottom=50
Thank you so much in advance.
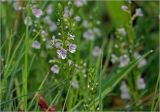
left=22, top=1, right=30, bottom=109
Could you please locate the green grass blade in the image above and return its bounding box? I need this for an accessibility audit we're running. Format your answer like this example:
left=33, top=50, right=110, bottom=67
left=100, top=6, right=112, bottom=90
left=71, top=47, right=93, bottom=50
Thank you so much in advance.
left=90, top=50, right=153, bottom=107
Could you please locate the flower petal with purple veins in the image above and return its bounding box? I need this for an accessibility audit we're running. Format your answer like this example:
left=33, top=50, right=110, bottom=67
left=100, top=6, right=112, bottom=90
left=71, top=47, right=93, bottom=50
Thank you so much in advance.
left=69, top=43, right=77, bottom=53
left=83, top=29, right=94, bottom=40
left=55, top=42, right=62, bottom=48
left=32, top=7, right=43, bottom=18
left=32, top=40, right=41, bottom=49
left=51, top=65, right=59, bottom=74
left=57, top=49, right=67, bottom=59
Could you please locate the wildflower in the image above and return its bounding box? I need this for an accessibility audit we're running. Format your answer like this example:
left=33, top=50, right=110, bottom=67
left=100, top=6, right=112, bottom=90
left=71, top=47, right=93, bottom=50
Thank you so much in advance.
left=68, top=43, right=77, bottom=53
left=83, top=29, right=94, bottom=40
left=138, top=59, right=147, bottom=68
left=92, top=46, right=101, bottom=57
left=71, top=80, right=79, bottom=89
left=44, top=16, right=57, bottom=32
left=134, top=52, right=147, bottom=68
left=51, top=65, right=59, bottom=74
left=32, top=40, right=41, bottom=49
left=46, top=5, right=53, bottom=15
left=46, top=41, right=53, bottom=49
left=117, top=28, right=126, bottom=36
left=137, top=77, right=146, bottom=90
left=111, top=54, right=118, bottom=64
left=41, top=30, right=48, bottom=37
left=74, top=0, right=87, bottom=7
left=49, top=22, right=57, bottom=32
left=51, top=36, right=55, bottom=43
left=82, top=20, right=89, bottom=28
left=74, top=16, right=81, bottom=22
left=57, top=49, right=67, bottom=59
left=136, top=8, right=143, bottom=17
left=44, top=16, right=52, bottom=24
left=120, top=81, right=129, bottom=93
left=69, top=34, right=75, bottom=40
left=121, top=91, right=131, bottom=100
left=120, top=81, right=130, bottom=100
left=64, top=6, right=69, bottom=18
left=24, top=16, right=32, bottom=26
left=121, top=5, right=128, bottom=11
left=119, top=54, right=130, bottom=67
left=55, top=42, right=62, bottom=48
left=32, top=7, right=43, bottom=18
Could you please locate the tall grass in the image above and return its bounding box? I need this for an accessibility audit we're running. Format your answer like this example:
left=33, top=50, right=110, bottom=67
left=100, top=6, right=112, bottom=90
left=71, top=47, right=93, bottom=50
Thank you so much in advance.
left=0, top=0, right=159, bottom=111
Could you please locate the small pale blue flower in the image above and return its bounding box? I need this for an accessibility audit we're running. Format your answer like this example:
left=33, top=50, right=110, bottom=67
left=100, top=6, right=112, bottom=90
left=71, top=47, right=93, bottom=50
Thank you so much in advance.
left=46, top=4, right=53, bottom=15
left=71, top=80, right=79, bottom=89
left=55, top=42, right=62, bottom=48
left=120, top=81, right=130, bottom=100
left=121, top=5, right=128, bottom=11
left=57, top=49, right=67, bottom=59
left=32, top=40, right=41, bottom=49
left=74, top=0, right=87, bottom=7
left=119, top=54, right=130, bottom=67
left=92, top=46, right=101, bottom=57
left=83, top=29, right=94, bottom=40
left=32, top=7, right=43, bottom=18
left=136, top=8, right=143, bottom=17
left=69, top=43, right=77, bottom=53
left=137, top=77, right=146, bottom=90
left=51, top=64, right=59, bottom=74
left=51, top=36, right=55, bottom=43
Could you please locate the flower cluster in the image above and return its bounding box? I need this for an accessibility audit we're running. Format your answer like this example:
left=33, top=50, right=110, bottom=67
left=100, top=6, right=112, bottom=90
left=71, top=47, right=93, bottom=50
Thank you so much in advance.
left=48, top=3, right=79, bottom=74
